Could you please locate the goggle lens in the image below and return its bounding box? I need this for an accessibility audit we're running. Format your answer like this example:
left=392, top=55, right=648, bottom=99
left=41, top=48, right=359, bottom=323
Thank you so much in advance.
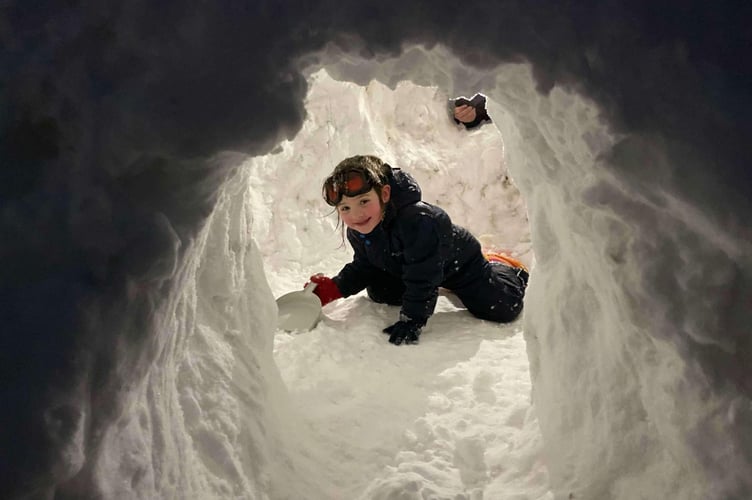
left=325, top=172, right=372, bottom=205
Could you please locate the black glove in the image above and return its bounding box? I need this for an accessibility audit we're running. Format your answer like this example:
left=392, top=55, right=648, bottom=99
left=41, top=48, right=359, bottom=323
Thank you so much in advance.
left=382, top=318, right=425, bottom=346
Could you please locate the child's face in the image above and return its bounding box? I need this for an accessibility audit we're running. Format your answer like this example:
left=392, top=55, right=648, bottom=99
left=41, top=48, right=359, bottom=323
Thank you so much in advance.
left=337, top=186, right=390, bottom=234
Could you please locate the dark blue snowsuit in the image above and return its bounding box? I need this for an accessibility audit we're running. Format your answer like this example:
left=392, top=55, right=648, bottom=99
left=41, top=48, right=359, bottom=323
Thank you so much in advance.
left=332, top=168, right=528, bottom=324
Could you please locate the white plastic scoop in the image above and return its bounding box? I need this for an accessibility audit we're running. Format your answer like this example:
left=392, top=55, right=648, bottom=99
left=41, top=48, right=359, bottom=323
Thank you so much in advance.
left=276, top=282, right=322, bottom=332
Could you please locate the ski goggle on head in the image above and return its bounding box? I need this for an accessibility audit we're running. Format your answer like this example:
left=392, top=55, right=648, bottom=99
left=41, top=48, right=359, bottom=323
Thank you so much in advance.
left=323, top=170, right=377, bottom=206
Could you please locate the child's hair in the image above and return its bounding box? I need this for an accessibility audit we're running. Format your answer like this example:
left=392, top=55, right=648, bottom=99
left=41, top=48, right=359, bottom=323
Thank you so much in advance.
left=322, top=155, right=391, bottom=206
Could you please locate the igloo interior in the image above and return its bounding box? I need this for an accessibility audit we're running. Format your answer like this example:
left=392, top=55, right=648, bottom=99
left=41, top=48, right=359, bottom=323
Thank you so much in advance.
left=2, top=2, right=751, bottom=499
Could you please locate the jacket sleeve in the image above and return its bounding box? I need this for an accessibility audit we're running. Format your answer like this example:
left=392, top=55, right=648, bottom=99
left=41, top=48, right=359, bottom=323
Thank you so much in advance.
left=397, top=208, right=449, bottom=323
left=332, top=230, right=381, bottom=297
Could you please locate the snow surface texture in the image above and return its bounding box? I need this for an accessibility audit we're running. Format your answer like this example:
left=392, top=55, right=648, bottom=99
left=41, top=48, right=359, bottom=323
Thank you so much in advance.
left=3, top=4, right=752, bottom=500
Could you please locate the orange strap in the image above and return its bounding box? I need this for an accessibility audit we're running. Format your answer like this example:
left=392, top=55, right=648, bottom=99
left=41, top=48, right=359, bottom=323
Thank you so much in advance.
left=483, top=251, right=528, bottom=272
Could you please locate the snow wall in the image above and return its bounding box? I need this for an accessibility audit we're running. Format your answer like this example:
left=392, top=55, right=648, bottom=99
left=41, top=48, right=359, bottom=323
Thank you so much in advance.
left=2, top=2, right=751, bottom=500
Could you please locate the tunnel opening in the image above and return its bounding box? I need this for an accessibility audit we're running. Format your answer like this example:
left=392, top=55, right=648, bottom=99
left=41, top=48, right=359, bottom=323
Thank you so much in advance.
left=190, top=43, right=616, bottom=498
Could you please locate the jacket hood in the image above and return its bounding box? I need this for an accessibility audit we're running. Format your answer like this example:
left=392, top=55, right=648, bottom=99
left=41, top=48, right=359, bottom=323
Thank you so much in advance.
left=380, top=166, right=422, bottom=229
left=386, top=167, right=421, bottom=209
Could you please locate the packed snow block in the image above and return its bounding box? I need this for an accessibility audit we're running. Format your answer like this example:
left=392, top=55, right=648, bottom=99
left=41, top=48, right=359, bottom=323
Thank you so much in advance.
left=90, top=169, right=305, bottom=499
left=489, top=78, right=752, bottom=498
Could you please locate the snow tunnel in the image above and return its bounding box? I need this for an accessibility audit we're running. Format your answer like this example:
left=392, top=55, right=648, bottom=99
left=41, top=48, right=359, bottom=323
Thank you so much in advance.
left=2, top=3, right=751, bottom=500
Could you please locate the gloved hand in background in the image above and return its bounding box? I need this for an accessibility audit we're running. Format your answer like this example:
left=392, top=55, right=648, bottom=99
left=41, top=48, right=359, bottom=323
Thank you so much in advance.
left=307, top=274, right=343, bottom=306
left=382, top=315, right=426, bottom=345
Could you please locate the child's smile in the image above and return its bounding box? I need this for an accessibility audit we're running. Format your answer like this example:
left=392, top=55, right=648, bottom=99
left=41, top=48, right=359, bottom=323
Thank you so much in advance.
left=337, top=188, right=389, bottom=234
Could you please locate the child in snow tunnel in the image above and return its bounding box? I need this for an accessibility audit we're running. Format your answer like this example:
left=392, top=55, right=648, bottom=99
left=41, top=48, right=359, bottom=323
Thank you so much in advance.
left=308, top=155, right=528, bottom=346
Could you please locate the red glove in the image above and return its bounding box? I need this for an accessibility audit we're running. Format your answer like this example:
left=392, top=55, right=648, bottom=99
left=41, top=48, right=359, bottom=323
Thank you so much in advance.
left=308, top=274, right=343, bottom=306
